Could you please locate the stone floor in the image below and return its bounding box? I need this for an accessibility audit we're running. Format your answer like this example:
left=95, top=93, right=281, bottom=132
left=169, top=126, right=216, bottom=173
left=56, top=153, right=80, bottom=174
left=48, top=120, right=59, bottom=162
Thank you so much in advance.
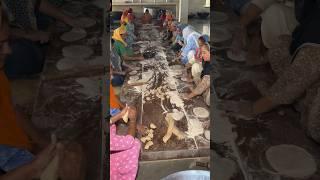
left=137, top=157, right=209, bottom=180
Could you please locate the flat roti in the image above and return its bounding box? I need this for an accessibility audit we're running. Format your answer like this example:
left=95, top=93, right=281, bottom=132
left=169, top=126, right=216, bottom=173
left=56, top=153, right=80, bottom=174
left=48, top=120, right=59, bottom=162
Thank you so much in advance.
left=62, top=45, right=93, bottom=59
left=193, top=107, right=209, bottom=119
left=56, top=58, right=87, bottom=71
left=265, top=144, right=317, bottom=178
left=78, top=17, right=96, bottom=28
left=60, top=28, right=87, bottom=42
left=227, top=50, right=246, bottom=62
left=171, top=111, right=184, bottom=121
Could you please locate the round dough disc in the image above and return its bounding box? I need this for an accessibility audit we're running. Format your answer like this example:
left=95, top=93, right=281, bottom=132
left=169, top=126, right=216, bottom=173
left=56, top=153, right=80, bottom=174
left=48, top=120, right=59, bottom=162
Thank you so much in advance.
left=193, top=107, right=209, bottom=119
left=265, top=144, right=317, bottom=178
left=56, top=58, right=86, bottom=71
left=61, top=28, right=87, bottom=42
left=204, top=130, right=210, bottom=140
left=227, top=50, right=246, bottom=62
left=62, top=45, right=93, bottom=59
left=213, top=26, right=231, bottom=43
left=171, top=111, right=184, bottom=121
left=78, top=17, right=96, bottom=28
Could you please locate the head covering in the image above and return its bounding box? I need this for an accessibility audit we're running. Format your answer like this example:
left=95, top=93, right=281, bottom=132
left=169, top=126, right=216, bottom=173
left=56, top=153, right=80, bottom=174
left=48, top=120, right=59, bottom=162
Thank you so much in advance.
left=177, top=24, right=187, bottom=31
left=112, top=25, right=127, bottom=46
left=121, top=9, right=129, bottom=24
left=182, top=25, right=196, bottom=42
left=201, top=35, right=210, bottom=43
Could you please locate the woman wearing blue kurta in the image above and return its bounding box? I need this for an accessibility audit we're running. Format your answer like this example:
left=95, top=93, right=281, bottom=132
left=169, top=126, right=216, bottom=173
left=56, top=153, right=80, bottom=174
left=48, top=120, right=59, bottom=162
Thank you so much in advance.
left=125, top=13, right=136, bottom=48
left=180, top=26, right=201, bottom=64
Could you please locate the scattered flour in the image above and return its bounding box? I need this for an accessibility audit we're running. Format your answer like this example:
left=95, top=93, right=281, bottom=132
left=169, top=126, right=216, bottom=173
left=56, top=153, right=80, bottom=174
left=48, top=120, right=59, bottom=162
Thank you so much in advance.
left=166, top=91, right=184, bottom=108
left=185, top=118, right=204, bottom=138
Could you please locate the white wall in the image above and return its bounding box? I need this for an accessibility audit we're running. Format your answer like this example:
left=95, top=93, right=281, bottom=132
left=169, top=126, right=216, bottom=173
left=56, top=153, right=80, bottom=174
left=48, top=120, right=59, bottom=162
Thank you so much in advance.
left=188, top=0, right=209, bottom=14
left=112, top=0, right=210, bottom=17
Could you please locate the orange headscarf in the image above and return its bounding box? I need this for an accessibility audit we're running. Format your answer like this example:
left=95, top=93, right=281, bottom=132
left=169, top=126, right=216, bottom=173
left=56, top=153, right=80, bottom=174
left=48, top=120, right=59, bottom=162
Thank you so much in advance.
left=110, top=84, right=120, bottom=109
left=121, top=9, right=129, bottom=24
left=0, top=71, right=31, bottom=150
left=112, top=25, right=127, bottom=47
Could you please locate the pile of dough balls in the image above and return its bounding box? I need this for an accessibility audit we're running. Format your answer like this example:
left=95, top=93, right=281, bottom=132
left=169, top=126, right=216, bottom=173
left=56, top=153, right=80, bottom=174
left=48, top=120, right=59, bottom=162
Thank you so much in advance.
left=140, top=123, right=157, bottom=150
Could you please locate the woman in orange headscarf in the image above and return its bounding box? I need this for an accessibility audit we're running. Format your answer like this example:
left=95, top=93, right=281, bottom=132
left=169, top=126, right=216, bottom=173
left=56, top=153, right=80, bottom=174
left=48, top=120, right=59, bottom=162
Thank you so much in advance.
left=120, top=9, right=129, bottom=24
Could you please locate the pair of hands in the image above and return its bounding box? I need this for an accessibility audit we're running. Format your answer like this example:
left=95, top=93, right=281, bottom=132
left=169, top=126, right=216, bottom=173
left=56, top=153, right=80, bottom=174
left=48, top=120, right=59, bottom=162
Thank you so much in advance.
left=118, top=105, right=148, bottom=134
left=119, top=105, right=137, bottom=123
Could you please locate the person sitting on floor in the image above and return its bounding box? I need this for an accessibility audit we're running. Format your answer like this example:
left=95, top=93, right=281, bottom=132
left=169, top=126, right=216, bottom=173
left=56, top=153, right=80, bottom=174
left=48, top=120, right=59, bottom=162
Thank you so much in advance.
left=141, top=9, right=152, bottom=24
left=120, top=8, right=129, bottom=24
left=0, top=9, right=85, bottom=180
left=190, top=35, right=210, bottom=82
left=110, top=83, right=147, bottom=180
left=125, top=13, right=136, bottom=48
left=220, top=0, right=320, bottom=144
left=2, top=0, right=84, bottom=79
left=230, top=0, right=297, bottom=66
left=184, top=42, right=211, bottom=106
left=111, top=39, right=135, bottom=87
left=112, top=25, right=144, bottom=61
left=180, top=25, right=201, bottom=65
left=169, top=21, right=178, bottom=44
left=158, top=9, right=166, bottom=27
left=171, top=24, right=185, bottom=53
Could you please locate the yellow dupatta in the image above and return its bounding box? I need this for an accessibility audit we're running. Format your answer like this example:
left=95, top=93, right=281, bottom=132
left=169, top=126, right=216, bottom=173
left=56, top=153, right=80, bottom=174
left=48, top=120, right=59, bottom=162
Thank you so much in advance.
left=112, top=25, right=127, bottom=47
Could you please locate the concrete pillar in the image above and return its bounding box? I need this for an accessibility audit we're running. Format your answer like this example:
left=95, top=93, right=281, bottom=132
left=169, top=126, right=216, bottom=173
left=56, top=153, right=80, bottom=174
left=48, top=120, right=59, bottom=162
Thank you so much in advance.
left=178, top=0, right=188, bottom=23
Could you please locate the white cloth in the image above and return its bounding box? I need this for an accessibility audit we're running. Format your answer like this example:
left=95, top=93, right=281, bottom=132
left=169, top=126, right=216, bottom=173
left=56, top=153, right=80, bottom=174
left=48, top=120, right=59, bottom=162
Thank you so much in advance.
left=191, top=63, right=203, bottom=83
left=187, top=50, right=196, bottom=64
left=260, top=3, right=298, bottom=48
